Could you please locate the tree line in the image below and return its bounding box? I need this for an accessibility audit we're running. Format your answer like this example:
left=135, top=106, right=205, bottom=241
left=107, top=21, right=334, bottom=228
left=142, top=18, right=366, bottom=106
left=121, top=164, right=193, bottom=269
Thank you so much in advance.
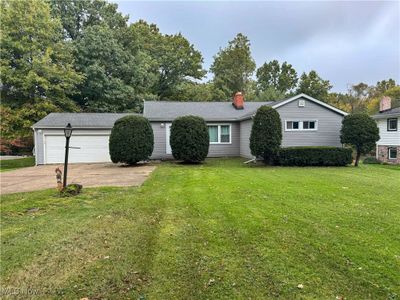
left=1, top=0, right=399, bottom=150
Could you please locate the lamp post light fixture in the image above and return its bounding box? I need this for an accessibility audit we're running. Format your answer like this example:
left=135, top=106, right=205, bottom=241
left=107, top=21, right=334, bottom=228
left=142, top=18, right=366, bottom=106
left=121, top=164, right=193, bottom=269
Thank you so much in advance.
left=63, top=123, right=73, bottom=188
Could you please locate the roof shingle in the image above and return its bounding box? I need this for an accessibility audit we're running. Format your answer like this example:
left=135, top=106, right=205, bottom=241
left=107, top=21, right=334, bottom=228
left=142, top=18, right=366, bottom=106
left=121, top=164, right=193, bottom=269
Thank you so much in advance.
left=32, top=113, right=137, bottom=128
left=143, top=101, right=273, bottom=121
left=372, top=107, right=400, bottom=119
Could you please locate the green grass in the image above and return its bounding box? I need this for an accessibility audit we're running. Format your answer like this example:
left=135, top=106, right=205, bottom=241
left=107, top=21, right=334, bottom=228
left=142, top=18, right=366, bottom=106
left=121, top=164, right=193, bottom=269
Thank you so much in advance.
left=0, top=157, right=35, bottom=172
left=1, top=159, right=399, bottom=299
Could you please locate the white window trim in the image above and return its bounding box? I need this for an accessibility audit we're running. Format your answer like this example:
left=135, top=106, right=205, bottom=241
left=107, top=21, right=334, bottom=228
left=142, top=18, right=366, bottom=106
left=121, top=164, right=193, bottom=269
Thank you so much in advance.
left=387, top=118, right=398, bottom=131
left=284, top=120, right=318, bottom=132
left=388, top=147, right=397, bottom=159
left=208, top=124, right=232, bottom=144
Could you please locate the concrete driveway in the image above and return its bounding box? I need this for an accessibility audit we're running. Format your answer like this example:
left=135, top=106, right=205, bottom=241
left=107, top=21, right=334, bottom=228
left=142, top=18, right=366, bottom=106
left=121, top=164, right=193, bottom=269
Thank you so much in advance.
left=1, top=163, right=156, bottom=195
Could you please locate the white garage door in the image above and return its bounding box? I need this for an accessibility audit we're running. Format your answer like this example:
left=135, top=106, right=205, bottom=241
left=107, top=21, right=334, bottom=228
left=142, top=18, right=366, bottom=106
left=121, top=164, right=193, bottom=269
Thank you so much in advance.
left=45, top=135, right=111, bottom=164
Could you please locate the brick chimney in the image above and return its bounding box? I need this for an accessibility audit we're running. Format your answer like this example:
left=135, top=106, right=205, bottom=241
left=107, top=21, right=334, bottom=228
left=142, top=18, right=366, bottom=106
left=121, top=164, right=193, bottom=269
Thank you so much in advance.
left=379, top=96, right=391, bottom=112
left=232, top=92, right=244, bottom=109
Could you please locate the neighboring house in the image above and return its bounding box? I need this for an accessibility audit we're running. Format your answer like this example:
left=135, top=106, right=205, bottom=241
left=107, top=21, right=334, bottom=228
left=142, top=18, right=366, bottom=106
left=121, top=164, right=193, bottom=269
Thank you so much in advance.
left=32, top=93, right=348, bottom=165
left=372, top=96, right=400, bottom=164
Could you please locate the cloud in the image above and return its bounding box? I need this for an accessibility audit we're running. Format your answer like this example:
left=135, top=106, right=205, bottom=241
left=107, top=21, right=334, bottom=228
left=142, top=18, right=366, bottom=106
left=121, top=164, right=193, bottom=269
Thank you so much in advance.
left=115, top=0, right=399, bottom=92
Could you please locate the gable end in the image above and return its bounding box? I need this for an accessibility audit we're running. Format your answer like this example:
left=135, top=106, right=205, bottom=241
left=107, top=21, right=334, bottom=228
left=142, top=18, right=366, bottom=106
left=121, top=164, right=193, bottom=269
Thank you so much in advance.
left=272, top=94, right=348, bottom=116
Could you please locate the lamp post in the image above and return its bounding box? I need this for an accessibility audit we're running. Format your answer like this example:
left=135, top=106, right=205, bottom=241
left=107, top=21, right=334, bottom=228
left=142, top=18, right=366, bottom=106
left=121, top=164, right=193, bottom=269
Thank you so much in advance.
left=63, top=123, right=73, bottom=188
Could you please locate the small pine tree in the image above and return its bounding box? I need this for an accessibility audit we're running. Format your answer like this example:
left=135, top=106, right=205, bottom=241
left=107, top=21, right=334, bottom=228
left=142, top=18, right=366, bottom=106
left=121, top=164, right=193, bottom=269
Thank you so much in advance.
left=250, top=106, right=282, bottom=164
left=340, top=113, right=379, bottom=166
left=170, top=115, right=209, bottom=162
left=109, top=115, right=154, bottom=165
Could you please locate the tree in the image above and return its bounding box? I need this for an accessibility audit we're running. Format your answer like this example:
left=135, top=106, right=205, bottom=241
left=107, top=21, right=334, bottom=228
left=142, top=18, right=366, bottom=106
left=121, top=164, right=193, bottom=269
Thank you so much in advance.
left=371, top=79, right=396, bottom=97
left=155, top=33, right=206, bottom=99
left=250, top=106, right=282, bottom=164
left=296, top=70, right=332, bottom=102
left=170, top=116, right=209, bottom=162
left=0, top=0, right=82, bottom=110
left=326, top=93, right=352, bottom=113
left=1, top=101, right=59, bottom=153
left=340, top=114, right=379, bottom=167
left=255, top=87, right=286, bottom=102
left=210, top=33, right=256, bottom=98
left=169, top=82, right=226, bottom=102
left=256, top=60, right=298, bottom=94
left=73, top=25, right=155, bottom=112
left=1, top=101, right=59, bottom=141
left=343, top=82, right=370, bottom=113
left=351, top=82, right=369, bottom=99
left=384, top=86, right=400, bottom=108
left=363, top=79, right=399, bottom=114
left=109, top=115, right=154, bottom=165
left=49, top=0, right=128, bottom=40
left=130, top=21, right=206, bottom=100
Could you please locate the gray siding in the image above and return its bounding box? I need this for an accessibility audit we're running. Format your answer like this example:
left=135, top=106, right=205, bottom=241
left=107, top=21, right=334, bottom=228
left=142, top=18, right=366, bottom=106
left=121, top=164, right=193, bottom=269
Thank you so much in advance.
left=276, top=98, right=343, bottom=147
left=150, top=121, right=240, bottom=159
left=238, top=98, right=344, bottom=156
left=208, top=122, right=240, bottom=157
left=240, top=119, right=253, bottom=158
left=150, top=122, right=172, bottom=159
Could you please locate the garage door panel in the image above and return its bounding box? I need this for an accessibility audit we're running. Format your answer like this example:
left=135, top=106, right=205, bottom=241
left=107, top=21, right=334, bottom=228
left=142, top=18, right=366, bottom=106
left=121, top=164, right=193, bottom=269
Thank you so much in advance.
left=45, top=135, right=111, bottom=164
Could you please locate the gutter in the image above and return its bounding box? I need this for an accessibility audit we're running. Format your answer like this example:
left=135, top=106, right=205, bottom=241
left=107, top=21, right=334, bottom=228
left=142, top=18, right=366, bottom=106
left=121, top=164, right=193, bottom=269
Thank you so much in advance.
left=372, top=113, right=400, bottom=119
left=145, top=118, right=242, bottom=122
left=31, top=126, right=115, bottom=130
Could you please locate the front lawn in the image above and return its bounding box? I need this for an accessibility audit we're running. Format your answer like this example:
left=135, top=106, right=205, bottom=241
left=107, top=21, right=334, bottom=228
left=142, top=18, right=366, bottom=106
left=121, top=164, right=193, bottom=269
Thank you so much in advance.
left=0, top=157, right=35, bottom=172
left=1, top=159, right=399, bottom=299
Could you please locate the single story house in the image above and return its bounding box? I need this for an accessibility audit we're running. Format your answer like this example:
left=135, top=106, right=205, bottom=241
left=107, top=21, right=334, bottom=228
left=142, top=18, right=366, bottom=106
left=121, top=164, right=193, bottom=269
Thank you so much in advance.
left=372, top=96, right=400, bottom=164
left=32, top=93, right=348, bottom=165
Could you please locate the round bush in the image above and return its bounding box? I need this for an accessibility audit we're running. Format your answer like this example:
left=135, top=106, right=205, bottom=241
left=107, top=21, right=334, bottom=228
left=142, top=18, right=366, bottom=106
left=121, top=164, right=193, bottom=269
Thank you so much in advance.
left=250, top=105, right=282, bottom=164
left=170, top=115, right=209, bottom=162
left=109, top=115, right=154, bottom=165
left=340, top=113, right=379, bottom=166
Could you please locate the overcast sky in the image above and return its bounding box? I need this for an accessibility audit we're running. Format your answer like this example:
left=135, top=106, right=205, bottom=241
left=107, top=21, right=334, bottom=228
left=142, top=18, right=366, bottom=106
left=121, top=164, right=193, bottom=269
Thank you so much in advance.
left=114, top=1, right=399, bottom=92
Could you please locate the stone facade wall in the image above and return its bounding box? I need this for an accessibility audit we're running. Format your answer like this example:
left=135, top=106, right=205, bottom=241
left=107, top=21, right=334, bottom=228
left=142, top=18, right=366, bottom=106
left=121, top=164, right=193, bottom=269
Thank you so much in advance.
left=377, top=145, right=400, bottom=164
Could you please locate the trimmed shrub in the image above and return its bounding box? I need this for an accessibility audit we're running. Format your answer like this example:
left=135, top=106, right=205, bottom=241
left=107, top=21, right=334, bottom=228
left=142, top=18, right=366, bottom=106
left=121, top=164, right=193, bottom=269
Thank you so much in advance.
left=170, top=115, right=209, bottom=162
left=109, top=115, right=154, bottom=165
left=340, top=114, right=379, bottom=166
left=278, top=146, right=353, bottom=166
left=250, top=106, right=282, bottom=164
left=363, top=156, right=381, bottom=164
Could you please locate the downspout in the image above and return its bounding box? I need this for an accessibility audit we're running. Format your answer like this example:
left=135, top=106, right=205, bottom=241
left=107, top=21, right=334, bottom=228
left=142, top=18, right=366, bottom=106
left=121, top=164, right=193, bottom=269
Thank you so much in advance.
left=244, top=157, right=257, bottom=164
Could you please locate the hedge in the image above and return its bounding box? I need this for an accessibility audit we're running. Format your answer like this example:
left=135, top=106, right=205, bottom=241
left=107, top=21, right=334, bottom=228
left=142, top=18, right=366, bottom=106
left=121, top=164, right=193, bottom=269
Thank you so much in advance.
left=170, top=115, right=209, bottom=162
left=109, top=115, right=154, bottom=165
left=278, top=146, right=353, bottom=166
left=363, top=156, right=381, bottom=164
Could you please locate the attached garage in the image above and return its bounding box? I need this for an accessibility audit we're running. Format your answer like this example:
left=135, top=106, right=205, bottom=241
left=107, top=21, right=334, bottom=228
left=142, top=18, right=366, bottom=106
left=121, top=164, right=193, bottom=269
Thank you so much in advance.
left=44, top=134, right=111, bottom=164
left=32, top=113, right=136, bottom=165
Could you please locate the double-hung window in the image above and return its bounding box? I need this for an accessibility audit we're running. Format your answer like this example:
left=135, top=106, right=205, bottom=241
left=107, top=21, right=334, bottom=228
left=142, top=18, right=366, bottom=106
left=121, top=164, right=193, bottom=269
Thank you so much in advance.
left=388, top=147, right=397, bottom=160
left=387, top=118, right=398, bottom=131
left=285, top=120, right=317, bottom=131
left=208, top=124, right=231, bottom=144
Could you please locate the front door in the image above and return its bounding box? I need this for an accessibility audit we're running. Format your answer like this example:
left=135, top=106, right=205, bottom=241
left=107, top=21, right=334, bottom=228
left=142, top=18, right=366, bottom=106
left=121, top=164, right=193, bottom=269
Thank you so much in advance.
left=165, top=123, right=172, bottom=154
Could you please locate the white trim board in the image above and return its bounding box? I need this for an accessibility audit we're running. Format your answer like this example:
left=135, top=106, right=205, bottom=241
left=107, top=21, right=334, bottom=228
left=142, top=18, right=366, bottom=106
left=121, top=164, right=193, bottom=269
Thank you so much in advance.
left=165, top=123, right=172, bottom=154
